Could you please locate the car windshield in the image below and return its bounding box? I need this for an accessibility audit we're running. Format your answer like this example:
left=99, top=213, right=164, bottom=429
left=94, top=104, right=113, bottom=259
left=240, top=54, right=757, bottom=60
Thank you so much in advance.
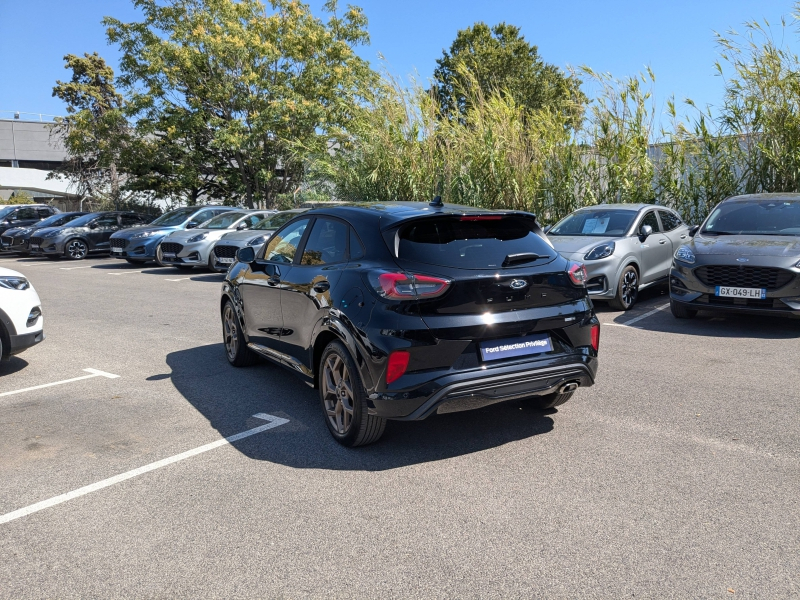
left=0, top=207, right=18, bottom=220
left=60, top=213, right=102, bottom=227
left=549, top=209, right=638, bottom=236
left=253, top=211, right=302, bottom=230
left=202, top=212, right=247, bottom=229
left=702, top=200, right=800, bottom=235
left=38, top=213, right=78, bottom=228
left=149, top=207, right=197, bottom=227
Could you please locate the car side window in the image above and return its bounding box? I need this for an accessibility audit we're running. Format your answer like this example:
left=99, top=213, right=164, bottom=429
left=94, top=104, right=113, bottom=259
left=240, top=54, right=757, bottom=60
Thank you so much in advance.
left=192, top=210, right=215, bottom=225
left=94, top=214, right=120, bottom=228
left=37, top=208, right=51, bottom=219
left=246, top=215, right=262, bottom=228
left=262, top=218, right=310, bottom=264
left=299, top=218, right=348, bottom=265
left=14, top=208, right=38, bottom=220
left=640, top=211, right=660, bottom=232
left=659, top=210, right=682, bottom=232
left=349, top=227, right=365, bottom=260
left=121, top=214, right=142, bottom=228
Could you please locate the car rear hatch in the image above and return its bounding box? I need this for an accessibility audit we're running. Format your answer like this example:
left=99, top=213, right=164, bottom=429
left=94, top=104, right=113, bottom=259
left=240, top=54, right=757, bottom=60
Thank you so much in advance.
left=381, top=213, right=594, bottom=370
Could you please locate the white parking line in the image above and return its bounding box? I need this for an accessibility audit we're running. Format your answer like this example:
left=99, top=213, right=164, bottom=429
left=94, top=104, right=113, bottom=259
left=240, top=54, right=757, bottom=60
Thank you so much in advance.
left=59, top=266, right=93, bottom=270
left=0, top=368, right=120, bottom=398
left=0, top=413, right=289, bottom=525
left=108, top=271, right=145, bottom=276
left=165, top=277, right=191, bottom=282
left=622, top=303, right=670, bottom=326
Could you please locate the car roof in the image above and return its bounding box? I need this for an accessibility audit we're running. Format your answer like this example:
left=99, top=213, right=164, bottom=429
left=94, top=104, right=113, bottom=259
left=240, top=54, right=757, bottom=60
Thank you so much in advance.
left=573, top=203, right=668, bottom=212
left=723, top=193, right=800, bottom=203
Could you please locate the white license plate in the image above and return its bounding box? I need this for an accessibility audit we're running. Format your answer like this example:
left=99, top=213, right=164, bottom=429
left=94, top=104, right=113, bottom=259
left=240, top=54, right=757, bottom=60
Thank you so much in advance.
left=163, top=252, right=176, bottom=258
left=111, top=247, right=123, bottom=253
left=715, top=286, right=766, bottom=299
left=218, top=257, right=234, bottom=264
left=30, top=244, right=39, bottom=249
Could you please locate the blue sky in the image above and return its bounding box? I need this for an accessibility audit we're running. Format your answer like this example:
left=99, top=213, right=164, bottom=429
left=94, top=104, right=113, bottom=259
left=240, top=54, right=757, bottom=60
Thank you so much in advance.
left=0, top=0, right=794, bottom=121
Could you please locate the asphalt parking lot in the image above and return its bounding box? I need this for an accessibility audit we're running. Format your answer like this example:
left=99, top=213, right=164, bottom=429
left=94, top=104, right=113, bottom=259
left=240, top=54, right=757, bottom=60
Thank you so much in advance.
left=0, top=255, right=798, bottom=598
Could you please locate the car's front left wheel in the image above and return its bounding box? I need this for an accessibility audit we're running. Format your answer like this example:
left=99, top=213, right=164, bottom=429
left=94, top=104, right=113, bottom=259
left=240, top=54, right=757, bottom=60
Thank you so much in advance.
left=222, top=301, right=258, bottom=367
left=319, top=341, right=386, bottom=447
left=64, top=238, right=88, bottom=260
left=609, top=265, right=639, bottom=310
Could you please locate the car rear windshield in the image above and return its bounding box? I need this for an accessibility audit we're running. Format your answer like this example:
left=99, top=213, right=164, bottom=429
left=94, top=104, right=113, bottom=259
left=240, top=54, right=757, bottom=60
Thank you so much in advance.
left=396, top=216, right=554, bottom=269
left=149, top=207, right=197, bottom=227
left=549, top=209, right=638, bottom=236
left=703, top=200, right=800, bottom=235
left=253, top=211, right=302, bottom=230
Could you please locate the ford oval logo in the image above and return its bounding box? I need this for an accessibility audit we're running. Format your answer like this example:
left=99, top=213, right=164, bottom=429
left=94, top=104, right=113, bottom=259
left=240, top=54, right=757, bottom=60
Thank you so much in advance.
left=736, top=257, right=749, bottom=263
left=510, top=279, right=527, bottom=290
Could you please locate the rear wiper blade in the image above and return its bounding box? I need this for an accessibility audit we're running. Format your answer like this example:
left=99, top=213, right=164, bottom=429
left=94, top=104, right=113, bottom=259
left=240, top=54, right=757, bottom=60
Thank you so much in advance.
left=502, top=252, right=542, bottom=267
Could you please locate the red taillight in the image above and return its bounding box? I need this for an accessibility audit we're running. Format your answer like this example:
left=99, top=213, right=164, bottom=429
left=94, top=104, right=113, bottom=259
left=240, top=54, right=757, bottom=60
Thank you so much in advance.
left=459, top=215, right=503, bottom=221
left=568, top=261, right=588, bottom=286
left=386, top=350, right=410, bottom=384
left=374, top=272, right=451, bottom=300
left=591, top=324, right=600, bottom=351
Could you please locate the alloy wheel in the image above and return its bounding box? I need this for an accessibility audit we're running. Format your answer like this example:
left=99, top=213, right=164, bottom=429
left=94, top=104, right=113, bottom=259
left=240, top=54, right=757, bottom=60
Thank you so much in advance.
left=621, top=269, right=638, bottom=307
left=66, top=240, right=88, bottom=259
left=223, top=304, right=239, bottom=360
left=322, top=354, right=355, bottom=435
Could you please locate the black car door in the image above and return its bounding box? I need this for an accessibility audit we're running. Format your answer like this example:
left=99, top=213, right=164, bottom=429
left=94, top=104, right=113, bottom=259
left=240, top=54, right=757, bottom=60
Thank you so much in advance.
left=240, top=217, right=311, bottom=353
left=87, top=213, right=120, bottom=250
left=278, top=217, right=350, bottom=370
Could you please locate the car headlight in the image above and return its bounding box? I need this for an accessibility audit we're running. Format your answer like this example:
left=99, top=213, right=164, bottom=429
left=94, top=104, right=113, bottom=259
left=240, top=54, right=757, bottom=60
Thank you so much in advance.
left=584, top=242, right=615, bottom=261
left=675, top=245, right=696, bottom=264
left=187, top=232, right=208, bottom=243
left=796, top=259, right=800, bottom=268
left=43, top=230, right=61, bottom=238
left=17, top=228, right=31, bottom=235
left=132, top=230, right=157, bottom=238
left=247, top=236, right=266, bottom=246
left=0, top=276, right=30, bottom=290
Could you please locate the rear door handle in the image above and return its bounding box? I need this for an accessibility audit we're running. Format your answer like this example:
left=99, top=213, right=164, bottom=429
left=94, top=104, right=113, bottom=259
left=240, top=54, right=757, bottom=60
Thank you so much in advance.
left=313, top=281, right=331, bottom=293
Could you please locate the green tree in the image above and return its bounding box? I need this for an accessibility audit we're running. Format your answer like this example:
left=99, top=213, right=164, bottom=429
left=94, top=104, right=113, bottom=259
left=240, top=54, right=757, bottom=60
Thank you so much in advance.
left=50, top=52, right=131, bottom=208
left=105, top=0, right=375, bottom=208
left=432, top=22, right=585, bottom=125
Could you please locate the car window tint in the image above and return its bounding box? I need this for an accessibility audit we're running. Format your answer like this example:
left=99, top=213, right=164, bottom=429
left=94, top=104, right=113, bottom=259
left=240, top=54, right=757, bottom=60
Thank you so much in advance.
left=263, top=218, right=310, bottom=263
left=550, top=210, right=637, bottom=236
left=121, top=214, right=142, bottom=227
left=659, top=210, right=682, bottom=231
left=349, top=227, right=365, bottom=260
left=398, top=216, right=555, bottom=270
left=300, top=218, right=348, bottom=265
left=37, top=208, right=51, bottom=219
left=192, top=210, right=215, bottom=225
left=247, top=215, right=263, bottom=227
left=641, top=211, right=660, bottom=232
left=14, top=208, right=38, bottom=220
left=94, top=214, right=119, bottom=227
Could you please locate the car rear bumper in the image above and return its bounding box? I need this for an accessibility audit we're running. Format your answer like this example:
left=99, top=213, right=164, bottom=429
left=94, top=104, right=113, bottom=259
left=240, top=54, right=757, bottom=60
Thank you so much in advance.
left=369, top=353, right=597, bottom=420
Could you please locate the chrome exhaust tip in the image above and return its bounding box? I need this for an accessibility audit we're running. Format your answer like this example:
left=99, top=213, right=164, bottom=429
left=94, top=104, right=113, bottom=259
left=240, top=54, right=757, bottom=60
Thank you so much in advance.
left=558, top=382, right=579, bottom=394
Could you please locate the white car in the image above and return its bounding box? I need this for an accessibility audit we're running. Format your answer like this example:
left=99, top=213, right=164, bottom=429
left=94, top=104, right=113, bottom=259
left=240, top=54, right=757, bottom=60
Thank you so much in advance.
left=0, top=267, right=44, bottom=359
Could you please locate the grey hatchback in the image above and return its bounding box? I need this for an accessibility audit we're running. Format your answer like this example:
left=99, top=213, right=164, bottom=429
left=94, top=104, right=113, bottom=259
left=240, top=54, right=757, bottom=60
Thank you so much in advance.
left=548, top=204, right=691, bottom=309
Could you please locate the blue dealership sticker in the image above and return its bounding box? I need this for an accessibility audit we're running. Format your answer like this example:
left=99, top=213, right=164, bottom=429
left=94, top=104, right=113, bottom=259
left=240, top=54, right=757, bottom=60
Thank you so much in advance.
left=480, top=333, right=553, bottom=362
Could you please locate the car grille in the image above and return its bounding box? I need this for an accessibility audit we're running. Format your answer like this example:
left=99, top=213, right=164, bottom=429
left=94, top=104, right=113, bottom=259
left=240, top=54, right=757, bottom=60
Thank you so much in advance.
left=214, top=245, right=238, bottom=259
left=110, top=238, right=128, bottom=249
left=160, top=242, right=183, bottom=254
left=30, top=236, right=44, bottom=247
left=1, top=236, right=13, bottom=246
left=694, top=265, right=794, bottom=290
left=13, top=237, right=26, bottom=247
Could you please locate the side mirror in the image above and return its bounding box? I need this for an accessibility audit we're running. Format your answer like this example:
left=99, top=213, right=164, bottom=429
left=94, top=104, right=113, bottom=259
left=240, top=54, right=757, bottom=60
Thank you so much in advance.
left=639, top=224, right=653, bottom=239
left=236, top=222, right=249, bottom=230
left=543, top=225, right=552, bottom=234
left=688, top=225, right=700, bottom=237
left=186, top=221, right=199, bottom=229
left=89, top=222, right=98, bottom=229
left=236, top=246, right=256, bottom=263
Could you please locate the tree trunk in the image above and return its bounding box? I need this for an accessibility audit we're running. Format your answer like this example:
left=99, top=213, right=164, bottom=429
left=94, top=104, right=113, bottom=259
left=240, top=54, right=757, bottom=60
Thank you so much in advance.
left=110, top=163, right=120, bottom=210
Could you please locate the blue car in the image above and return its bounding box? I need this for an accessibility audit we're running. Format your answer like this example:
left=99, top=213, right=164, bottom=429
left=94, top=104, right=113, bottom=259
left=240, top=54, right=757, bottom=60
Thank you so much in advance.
left=108, top=205, right=237, bottom=265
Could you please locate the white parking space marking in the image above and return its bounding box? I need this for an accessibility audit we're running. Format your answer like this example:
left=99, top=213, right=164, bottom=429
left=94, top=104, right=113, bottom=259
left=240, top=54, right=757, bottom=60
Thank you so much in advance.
left=621, top=303, right=669, bottom=326
left=108, top=271, right=145, bottom=276
left=165, top=277, right=191, bottom=282
left=0, top=413, right=289, bottom=525
left=0, top=368, right=120, bottom=398
left=59, top=266, right=93, bottom=270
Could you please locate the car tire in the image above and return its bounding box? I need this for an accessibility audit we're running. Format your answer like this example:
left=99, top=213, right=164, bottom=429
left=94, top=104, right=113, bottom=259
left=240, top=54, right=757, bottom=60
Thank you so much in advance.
left=319, top=340, right=386, bottom=447
left=155, top=244, right=168, bottom=267
left=64, top=238, right=89, bottom=260
left=670, top=299, right=698, bottom=319
left=526, top=390, right=574, bottom=410
left=222, top=301, right=258, bottom=367
left=609, top=265, right=639, bottom=310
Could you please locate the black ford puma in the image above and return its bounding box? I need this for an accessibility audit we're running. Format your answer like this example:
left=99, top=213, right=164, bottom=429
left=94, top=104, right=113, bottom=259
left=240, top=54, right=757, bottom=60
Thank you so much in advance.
left=220, top=201, right=600, bottom=446
left=670, top=193, right=800, bottom=319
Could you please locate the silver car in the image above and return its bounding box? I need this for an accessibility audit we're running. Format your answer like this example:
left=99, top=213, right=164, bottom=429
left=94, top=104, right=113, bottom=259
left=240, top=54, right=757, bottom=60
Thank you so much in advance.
left=547, top=203, right=691, bottom=309
left=209, top=208, right=309, bottom=272
left=158, top=210, right=272, bottom=270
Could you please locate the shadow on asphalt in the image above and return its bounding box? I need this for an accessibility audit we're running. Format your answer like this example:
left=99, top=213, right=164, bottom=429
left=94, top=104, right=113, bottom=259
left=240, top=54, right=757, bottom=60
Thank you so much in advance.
left=164, top=343, right=555, bottom=470
left=626, top=310, right=800, bottom=339
left=88, top=262, right=224, bottom=280
left=0, top=356, right=29, bottom=376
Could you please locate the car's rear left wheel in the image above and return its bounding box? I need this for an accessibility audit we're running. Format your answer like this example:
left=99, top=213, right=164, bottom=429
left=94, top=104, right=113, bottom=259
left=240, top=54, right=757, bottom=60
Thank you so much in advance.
left=320, top=341, right=386, bottom=447
left=222, top=301, right=258, bottom=367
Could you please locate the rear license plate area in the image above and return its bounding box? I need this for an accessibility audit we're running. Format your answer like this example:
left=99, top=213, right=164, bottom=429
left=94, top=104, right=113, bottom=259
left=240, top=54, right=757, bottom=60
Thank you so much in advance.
left=480, top=333, right=552, bottom=362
